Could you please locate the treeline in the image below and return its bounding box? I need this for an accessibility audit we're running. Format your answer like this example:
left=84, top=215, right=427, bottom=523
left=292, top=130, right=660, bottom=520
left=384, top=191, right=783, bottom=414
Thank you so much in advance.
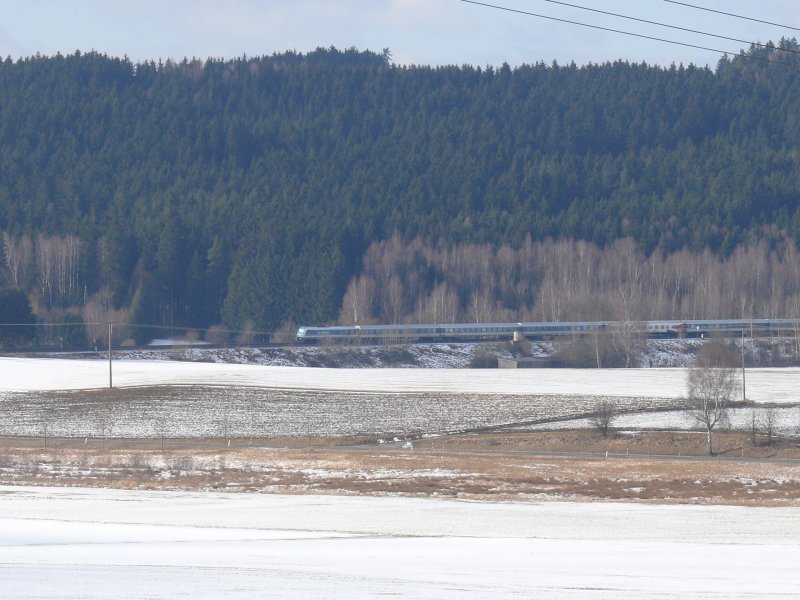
left=1, top=45, right=800, bottom=336
left=339, top=236, right=800, bottom=325
left=6, top=230, right=800, bottom=344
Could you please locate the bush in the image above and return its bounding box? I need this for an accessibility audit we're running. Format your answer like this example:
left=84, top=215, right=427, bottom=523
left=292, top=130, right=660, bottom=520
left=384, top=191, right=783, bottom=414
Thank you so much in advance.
left=469, top=350, right=497, bottom=368
left=551, top=335, right=626, bottom=368
left=381, top=347, right=415, bottom=366
left=694, top=339, right=740, bottom=368
left=590, top=399, right=617, bottom=437
left=271, top=320, right=299, bottom=344
left=205, top=324, right=230, bottom=345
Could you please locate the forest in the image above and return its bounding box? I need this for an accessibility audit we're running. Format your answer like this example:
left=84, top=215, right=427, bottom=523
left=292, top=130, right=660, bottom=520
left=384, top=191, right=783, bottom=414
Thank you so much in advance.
left=1, top=43, right=800, bottom=346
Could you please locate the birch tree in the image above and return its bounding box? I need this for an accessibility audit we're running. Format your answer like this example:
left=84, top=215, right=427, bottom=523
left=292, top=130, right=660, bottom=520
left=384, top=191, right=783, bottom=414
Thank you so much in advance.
left=686, top=363, right=738, bottom=455
left=3, top=232, right=33, bottom=288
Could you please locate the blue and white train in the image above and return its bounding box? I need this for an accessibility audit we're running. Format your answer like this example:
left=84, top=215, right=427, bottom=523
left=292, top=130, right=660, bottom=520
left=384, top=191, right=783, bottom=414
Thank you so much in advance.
left=296, top=319, right=800, bottom=342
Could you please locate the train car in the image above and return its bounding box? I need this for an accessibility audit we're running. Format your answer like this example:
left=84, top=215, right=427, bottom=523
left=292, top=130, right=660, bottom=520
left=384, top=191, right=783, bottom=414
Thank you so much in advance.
left=296, top=325, right=359, bottom=340
left=683, top=319, right=770, bottom=337
left=297, top=322, right=523, bottom=342
left=297, top=318, right=800, bottom=343
left=296, top=320, right=609, bottom=342
left=517, top=321, right=607, bottom=337
left=644, top=321, right=685, bottom=336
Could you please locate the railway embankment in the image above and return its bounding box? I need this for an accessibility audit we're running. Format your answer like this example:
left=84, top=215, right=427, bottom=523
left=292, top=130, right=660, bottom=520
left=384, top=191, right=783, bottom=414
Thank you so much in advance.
left=21, top=336, right=798, bottom=369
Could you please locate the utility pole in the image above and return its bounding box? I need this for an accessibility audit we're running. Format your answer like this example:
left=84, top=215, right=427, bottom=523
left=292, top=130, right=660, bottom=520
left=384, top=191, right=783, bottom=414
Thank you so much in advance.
left=108, top=322, right=113, bottom=389
left=741, top=328, right=746, bottom=402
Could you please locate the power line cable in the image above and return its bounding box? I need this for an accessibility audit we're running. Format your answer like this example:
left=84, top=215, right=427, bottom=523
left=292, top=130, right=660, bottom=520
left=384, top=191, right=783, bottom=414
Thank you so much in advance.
left=539, top=0, right=800, bottom=56
left=0, top=322, right=108, bottom=327
left=458, top=0, right=800, bottom=68
left=118, top=322, right=278, bottom=336
left=0, top=321, right=280, bottom=337
left=662, top=0, right=800, bottom=33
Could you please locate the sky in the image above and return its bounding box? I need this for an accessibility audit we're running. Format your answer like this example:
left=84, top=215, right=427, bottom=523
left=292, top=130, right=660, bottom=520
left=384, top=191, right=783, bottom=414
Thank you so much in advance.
left=1, top=1, right=799, bottom=68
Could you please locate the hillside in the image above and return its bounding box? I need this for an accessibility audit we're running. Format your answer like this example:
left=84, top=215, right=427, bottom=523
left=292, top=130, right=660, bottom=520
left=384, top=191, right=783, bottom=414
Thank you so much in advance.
left=2, top=44, right=800, bottom=341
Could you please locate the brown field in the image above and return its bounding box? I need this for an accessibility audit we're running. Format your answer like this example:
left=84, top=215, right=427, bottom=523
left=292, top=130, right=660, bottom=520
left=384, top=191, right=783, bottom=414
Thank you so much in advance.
left=417, top=429, right=800, bottom=459
left=2, top=430, right=800, bottom=506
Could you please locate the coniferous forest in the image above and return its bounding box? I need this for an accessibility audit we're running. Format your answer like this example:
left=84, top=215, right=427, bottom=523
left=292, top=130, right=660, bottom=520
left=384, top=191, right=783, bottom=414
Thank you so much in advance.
left=2, top=43, right=800, bottom=346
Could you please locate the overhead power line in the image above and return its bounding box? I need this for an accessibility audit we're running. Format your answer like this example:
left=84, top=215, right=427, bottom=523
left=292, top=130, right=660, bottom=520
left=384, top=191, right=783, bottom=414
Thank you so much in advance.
left=662, top=0, right=800, bottom=33
left=0, top=321, right=108, bottom=327
left=540, top=0, right=800, bottom=56
left=458, top=0, right=800, bottom=68
left=0, top=321, right=280, bottom=337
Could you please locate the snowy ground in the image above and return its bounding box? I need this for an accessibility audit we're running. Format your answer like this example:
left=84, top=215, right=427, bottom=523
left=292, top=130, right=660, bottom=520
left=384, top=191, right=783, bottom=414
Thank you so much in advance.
left=525, top=406, right=800, bottom=437
left=93, top=337, right=798, bottom=368
left=0, top=386, right=636, bottom=438
left=2, top=486, right=799, bottom=599
left=2, top=356, right=799, bottom=401
left=1, top=357, right=798, bottom=438
left=1, top=354, right=798, bottom=598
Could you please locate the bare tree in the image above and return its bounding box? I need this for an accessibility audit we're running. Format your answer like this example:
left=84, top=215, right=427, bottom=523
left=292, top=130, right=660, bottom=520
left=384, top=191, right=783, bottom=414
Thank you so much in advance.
left=468, top=288, right=493, bottom=324
left=52, top=234, right=81, bottom=303
left=341, top=235, right=800, bottom=328
left=35, top=234, right=56, bottom=308
left=750, top=406, right=778, bottom=447
left=609, top=320, right=646, bottom=368
left=589, top=399, right=617, bottom=437
left=236, top=319, right=256, bottom=346
left=339, top=275, right=376, bottom=325
left=2, top=232, right=33, bottom=288
left=82, top=288, right=129, bottom=348
left=382, top=274, right=405, bottom=325
left=416, top=282, right=459, bottom=324
left=763, top=406, right=776, bottom=446
left=686, top=364, right=738, bottom=455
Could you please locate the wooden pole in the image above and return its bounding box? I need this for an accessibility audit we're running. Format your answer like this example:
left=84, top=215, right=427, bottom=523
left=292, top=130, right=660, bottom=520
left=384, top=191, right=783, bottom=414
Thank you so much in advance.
left=108, top=322, right=113, bottom=389
left=741, top=328, right=746, bottom=402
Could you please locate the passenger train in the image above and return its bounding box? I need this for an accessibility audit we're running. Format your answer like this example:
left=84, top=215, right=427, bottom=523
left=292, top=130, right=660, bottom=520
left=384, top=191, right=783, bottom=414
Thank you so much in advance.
left=296, top=319, right=800, bottom=342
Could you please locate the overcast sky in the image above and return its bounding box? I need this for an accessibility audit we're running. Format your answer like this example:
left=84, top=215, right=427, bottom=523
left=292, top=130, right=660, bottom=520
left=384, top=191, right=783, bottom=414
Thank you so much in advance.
left=1, top=1, right=799, bottom=68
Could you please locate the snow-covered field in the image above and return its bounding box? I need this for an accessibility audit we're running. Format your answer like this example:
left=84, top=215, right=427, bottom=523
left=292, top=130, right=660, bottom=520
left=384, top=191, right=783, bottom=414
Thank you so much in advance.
left=1, top=386, right=623, bottom=438
left=1, top=356, right=798, bottom=401
left=528, top=406, right=800, bottom=436
left=1, top=486, right=799, bottom=599
left=2, top=358, right=798, bottom=597
left=1, top=357, right=797, bottom=438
